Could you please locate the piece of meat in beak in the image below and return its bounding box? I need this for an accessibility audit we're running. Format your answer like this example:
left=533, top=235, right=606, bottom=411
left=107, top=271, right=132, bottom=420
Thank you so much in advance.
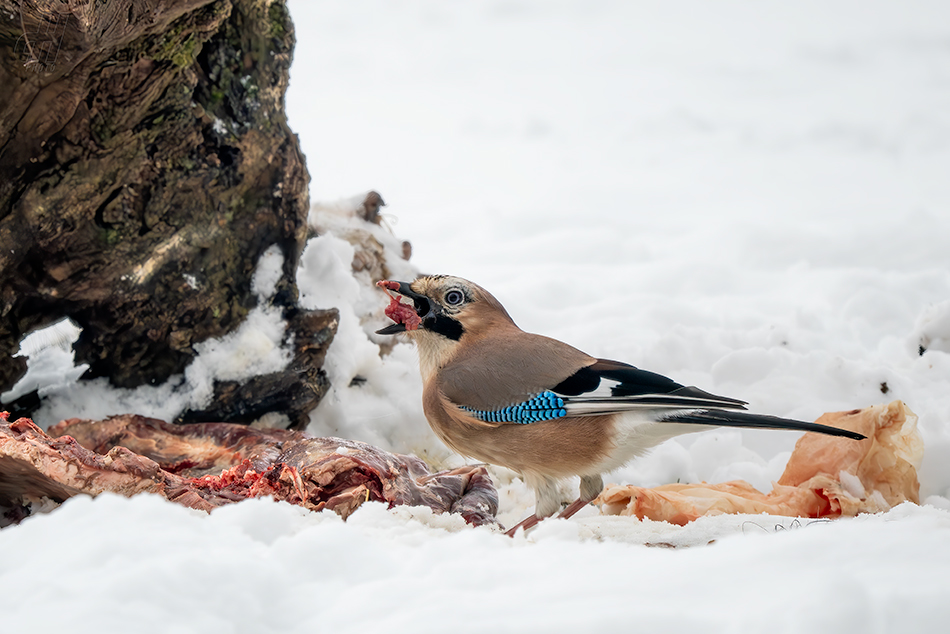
left=376, top=280, right=430, bottom=334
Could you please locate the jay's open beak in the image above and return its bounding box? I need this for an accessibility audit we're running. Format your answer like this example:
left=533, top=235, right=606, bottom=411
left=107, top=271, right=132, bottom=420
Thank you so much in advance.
left=375, top=280, right=436, bottom=335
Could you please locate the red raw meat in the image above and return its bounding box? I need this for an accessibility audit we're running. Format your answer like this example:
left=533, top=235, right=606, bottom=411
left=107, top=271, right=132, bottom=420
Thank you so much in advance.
left=1, top=413, right=497, bottom=527
left=377, top=280, right=422, bottom=331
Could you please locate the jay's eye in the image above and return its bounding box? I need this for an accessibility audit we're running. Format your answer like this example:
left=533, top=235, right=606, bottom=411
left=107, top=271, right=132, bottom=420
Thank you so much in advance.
left=444, top=290, right=465, bottom=306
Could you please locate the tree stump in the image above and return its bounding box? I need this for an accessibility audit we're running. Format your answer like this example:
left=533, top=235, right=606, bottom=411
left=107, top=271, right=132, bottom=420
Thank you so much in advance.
left=0, top=0, right=334, bottom=426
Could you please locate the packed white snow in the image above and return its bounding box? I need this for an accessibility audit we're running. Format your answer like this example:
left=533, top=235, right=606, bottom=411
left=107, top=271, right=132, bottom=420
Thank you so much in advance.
left=3, top=0, right=950, bottom=631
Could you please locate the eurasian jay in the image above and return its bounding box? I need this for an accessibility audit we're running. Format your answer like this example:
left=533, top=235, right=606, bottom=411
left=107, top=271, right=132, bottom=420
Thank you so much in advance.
left=375, top=275, right=865, bottom=535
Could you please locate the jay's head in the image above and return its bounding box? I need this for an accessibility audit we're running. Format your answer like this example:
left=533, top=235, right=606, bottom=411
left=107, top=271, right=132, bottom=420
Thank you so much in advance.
left=375, top=275, right=515, bottom=345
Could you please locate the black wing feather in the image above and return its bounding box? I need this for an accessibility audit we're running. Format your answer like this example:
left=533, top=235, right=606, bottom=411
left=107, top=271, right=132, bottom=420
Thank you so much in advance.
left=553, top=358, right=746, bottom=407
left=550, top=365, right=601, bottom=396
left=663, top=410, right=866, bottom=440
left=550, top=359, right=865, bottom=441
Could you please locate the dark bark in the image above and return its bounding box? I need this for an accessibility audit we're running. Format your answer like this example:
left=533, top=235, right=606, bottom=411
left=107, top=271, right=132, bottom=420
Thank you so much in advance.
left=176, top=306, right=339, bottom=430
left=0, top=1, right=315, bottom=400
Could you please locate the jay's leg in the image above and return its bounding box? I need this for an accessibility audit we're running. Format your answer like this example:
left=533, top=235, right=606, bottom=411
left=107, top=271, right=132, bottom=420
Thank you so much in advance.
left=557, top=474, right=604, bottom=520
left=505, top=475, right=604, bottom=536
left=504, top=514, right=541, bottom=537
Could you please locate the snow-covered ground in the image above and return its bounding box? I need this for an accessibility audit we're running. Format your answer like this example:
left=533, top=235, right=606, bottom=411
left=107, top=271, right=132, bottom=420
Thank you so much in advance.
left=3, top=1, right=950, bottom=631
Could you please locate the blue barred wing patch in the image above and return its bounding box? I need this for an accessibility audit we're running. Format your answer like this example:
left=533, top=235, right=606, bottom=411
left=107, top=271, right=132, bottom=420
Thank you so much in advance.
left=460, top=391, right=567, bottom=424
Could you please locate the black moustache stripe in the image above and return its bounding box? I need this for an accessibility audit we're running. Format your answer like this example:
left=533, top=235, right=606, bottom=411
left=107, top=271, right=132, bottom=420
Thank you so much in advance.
left=425, top=315, right=464, bottom=341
